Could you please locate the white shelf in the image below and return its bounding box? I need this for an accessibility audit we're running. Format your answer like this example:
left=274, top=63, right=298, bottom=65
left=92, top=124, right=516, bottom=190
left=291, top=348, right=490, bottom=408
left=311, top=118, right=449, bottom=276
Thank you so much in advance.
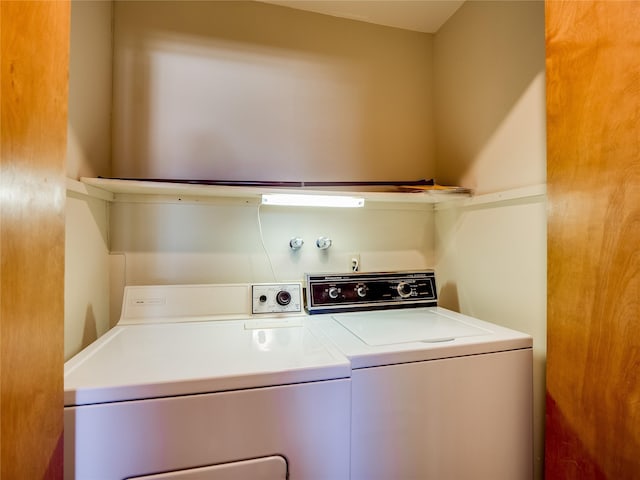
left=68, top=178, right=547, bottom=209
left=434, top=184, right=546, bottom=210
left=70, top=177, right=472, bottom=206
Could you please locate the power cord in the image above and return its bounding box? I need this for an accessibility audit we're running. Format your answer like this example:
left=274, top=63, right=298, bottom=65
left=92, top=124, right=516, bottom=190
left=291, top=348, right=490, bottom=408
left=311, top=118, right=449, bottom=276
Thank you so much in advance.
left=257, top=203, right=277, bottom=281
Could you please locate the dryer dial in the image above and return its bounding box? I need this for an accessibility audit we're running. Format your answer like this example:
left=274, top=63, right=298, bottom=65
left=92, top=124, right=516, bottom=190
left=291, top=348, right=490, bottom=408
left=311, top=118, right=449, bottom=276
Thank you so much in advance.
left=276, top=290, right=292, bottom=306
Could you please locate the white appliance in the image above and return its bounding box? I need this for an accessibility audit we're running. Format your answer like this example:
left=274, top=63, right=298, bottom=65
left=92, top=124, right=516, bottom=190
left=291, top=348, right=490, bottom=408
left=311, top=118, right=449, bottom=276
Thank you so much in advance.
left=64, top=283, right=351, bottom=480
left=306, top=271, right=534, bottom=480
left=65, top=271, right=533, bottom=480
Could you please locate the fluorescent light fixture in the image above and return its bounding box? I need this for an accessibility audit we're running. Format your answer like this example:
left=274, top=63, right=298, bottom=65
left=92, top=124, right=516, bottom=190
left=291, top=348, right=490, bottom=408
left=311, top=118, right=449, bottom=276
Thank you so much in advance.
left=261, top=193, right=365, bottom=208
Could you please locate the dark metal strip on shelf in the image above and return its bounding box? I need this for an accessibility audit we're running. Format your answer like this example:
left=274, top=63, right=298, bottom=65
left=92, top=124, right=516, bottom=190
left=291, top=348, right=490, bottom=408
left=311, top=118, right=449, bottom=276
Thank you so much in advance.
left=99, top=177, right=435, bottom=188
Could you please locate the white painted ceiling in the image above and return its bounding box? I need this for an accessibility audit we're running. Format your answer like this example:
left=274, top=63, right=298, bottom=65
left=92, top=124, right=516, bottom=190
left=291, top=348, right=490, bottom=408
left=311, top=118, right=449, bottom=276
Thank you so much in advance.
left=260, top=1, right=465, bottom=33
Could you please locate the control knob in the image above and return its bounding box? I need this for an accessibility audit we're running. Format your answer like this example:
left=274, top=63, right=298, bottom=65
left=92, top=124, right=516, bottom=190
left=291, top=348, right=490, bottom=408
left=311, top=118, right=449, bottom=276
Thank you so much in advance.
left=355, top=284, right=368, bottom=298
left=397, top=281, right=413, bottom=298
left=328, top=287, right=340, bottom=299
left=276, top=290, right=292, bottom=306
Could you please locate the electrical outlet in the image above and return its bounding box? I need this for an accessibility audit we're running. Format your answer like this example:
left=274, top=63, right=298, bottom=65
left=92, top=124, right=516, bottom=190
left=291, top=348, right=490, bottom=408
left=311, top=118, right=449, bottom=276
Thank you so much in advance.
left=350, top=254, right=360, bottom=272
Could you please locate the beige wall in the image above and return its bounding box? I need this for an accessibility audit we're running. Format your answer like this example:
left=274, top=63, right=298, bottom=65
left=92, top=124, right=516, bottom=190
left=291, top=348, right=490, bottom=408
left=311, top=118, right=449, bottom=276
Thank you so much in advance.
left=66, top=0, right=113, bottom=179
left=108, top=200, right=434, bottom=322
left=433, top=2, right=546, bottom=479
left=64, top=189, right=112, bottom=359
left=65, top=0, right=113, bottom=359
left=434, top=0, right=545, bottom=193
left=111, top=1, right=435, bottom=181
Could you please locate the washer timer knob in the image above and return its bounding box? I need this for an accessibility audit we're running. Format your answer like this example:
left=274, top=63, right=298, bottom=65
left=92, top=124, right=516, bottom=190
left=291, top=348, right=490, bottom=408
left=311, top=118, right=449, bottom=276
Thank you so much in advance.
left=328, top=287, right=340, bottom=299
left=355, top=284, right=368, bottom=298
left=397, top=281, right=413, bottom=298
left=276, top=290, right=292, bottom=306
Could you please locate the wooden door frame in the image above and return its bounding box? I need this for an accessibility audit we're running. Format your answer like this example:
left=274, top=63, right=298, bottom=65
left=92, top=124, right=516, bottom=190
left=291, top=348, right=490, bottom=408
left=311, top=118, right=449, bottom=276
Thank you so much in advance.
left=1, top=1, right=70, bottom=477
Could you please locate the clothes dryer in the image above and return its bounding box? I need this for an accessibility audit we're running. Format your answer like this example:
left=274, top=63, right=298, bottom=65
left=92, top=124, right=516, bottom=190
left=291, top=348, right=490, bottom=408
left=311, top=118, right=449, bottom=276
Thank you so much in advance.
left=64, top=283, right=350, bottom=480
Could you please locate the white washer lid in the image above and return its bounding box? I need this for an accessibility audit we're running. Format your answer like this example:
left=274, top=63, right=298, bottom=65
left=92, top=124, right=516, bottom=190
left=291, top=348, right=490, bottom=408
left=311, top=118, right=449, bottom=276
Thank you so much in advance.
left=336, top=309, right=489, bottom=346
left=313, top=307, right=533, bottom=369
left=64, top=318, right=349, bottom=406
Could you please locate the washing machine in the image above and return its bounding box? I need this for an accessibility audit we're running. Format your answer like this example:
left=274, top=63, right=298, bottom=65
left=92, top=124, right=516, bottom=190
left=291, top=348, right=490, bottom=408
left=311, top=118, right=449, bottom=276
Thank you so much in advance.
left=64, top=283, right=351, bottom=480
left=306, top=271, right=534, bottom=480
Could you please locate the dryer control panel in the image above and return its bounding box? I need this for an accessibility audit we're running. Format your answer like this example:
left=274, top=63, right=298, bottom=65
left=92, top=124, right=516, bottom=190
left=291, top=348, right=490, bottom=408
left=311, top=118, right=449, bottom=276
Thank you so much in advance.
left=252, top=283, right=302, bottom=314
left=305, top=271, right=437, bottom=314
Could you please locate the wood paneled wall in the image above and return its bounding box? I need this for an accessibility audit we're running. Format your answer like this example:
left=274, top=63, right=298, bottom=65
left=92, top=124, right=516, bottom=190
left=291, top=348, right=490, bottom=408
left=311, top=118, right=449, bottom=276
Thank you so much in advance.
left=546, top=1, right=640, bottom=478
left=1, top=1, right=70, bottom=477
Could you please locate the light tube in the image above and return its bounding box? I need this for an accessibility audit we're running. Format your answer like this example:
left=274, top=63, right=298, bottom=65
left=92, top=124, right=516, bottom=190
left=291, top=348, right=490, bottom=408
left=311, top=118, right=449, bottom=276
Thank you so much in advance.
left=261, top=193, right=365, bottom=208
